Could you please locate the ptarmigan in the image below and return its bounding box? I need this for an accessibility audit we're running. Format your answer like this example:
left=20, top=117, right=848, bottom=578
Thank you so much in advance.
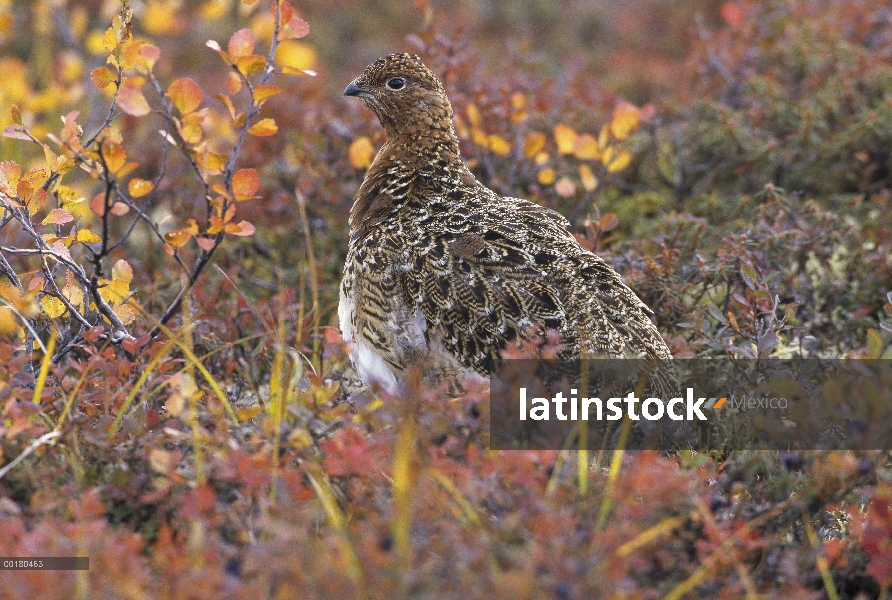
left=339, top=53, right=675, bottom=396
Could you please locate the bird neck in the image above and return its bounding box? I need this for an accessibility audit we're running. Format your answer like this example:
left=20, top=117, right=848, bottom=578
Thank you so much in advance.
left=384, top=125, right=462, bottom=161
left=372, top=95, right=462, bottom=162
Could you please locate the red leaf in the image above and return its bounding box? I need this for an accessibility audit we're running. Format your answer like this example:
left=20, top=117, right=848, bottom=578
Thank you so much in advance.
left=225, top=220, right=255, bottom=236
left=228, top=28, right=255, bottom=60
left=42, top=208, right=74, bottom=225
left=118, top=78, right=151, bottom=116
left=720, top=2, right=744, bottom=27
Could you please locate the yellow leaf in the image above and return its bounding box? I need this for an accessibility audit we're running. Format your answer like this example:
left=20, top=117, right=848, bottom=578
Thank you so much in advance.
left=598, top=125, right=610, bottom=149
left=247, top=118, right=277, bottom=137
left=523, top=132, right=546, bottom=158
left=534, top=151, right=550, bottom=166
left=0, top=307, right=16, bottom=335
left=62, top=271, right=84, bottom=309
left=100, top=278, right=130, bottom=304
left=610, top=102, right=641, bottom=141
left=44, top=142, right=61, bottom=173
left=253, top=85, right=282, bottom=105
left=75, top=229, right=102, bottom=243
left=143, top=0, right=178, bottom=36
left=537, top=167, right=556, bottom=185
left=274, top=40, right=317, bottom=71
left=348, top=137, right=375, bottom=170
left=235, top=55, right=266, bottom=77
left=488, top=135, right=511, bottom=156
left=605, top=149, right=633, bottom=173
left=101, top=27, right=117, bottom=53
left=57, top=185, right=85, bottom=206
left=471, top=128, right=488, bottom=148
left=128, top=178, right=154, bottom=198
left=178, top=112, right=205, bottom=145
left=579, top=164, right=598, bottom=191
left=466, top=104, right=481, bottom=127
left=201, top=152, right=226, bottom=174
left=200, top=0, right=229, bottom=19
left=510, top=92, right=525, bottom=110
left=573, top=133, right=600, bottom=161
left=41, top=296, right=66, bottom=319
left=167, top=77, right=203, bottom=114
left=553, top=124, right=578, bottom=155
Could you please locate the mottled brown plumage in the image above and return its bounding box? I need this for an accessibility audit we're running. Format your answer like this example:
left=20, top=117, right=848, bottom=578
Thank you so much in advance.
left=339, top=53, right=676, bottom=396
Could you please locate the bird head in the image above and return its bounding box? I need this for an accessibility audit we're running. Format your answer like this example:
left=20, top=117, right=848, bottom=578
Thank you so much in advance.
left=344, top=53, right=457, bottom=145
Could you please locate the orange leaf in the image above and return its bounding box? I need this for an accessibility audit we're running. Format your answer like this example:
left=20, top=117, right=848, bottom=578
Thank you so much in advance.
left=90, top=66, right=116, bottom=89
left=232, top=168, right=260, bottom=200
left=553, top=124, right=578, bottom=155
left=247, top=118, right=277, bottom=137
left=128, top=178, right=154, bottom=198
left=90, top=193, right=107, bottom=216
left=42, top=208, right=74, bottom=225
left=102, top=144, right=127, bottom=174
left=523, top=132, right=546, bottom=157
left=117, top=78, right=151, bottom=116
left=225, top=220, right=255, bottom=236
left=599, top=213, right=619, bottom=232
left=573, top=133, right=600, bottom=161
left=348, top=137, right=375, bottom=170
left=164, top=228, right=192, bottom=248
left=228, top=28, right=255, bottom=59
left=167, top=78, right=203, bottom=114
left=226, top=72, right=242, bottom=95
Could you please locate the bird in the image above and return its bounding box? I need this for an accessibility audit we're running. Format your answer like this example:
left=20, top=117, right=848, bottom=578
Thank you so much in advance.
left=339, top=53, right=676, bottom=398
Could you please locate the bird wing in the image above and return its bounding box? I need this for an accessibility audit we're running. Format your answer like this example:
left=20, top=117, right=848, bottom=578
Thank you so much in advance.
left=399, top=190, right=673, bottom=377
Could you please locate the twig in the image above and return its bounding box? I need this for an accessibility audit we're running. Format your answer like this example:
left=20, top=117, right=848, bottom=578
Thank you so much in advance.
left=0, top=431, right=61, bottom=481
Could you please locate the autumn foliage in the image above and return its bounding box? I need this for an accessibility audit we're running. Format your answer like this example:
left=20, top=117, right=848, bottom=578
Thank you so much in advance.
left=0, top=0, right=891, bottom=598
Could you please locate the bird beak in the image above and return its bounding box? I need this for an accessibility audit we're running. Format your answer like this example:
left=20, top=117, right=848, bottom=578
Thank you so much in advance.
left=344, top=82, right=372, bottom=97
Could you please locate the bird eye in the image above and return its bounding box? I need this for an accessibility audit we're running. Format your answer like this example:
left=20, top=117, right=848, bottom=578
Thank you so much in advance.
left=386, top=77, right=406, bottom=90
